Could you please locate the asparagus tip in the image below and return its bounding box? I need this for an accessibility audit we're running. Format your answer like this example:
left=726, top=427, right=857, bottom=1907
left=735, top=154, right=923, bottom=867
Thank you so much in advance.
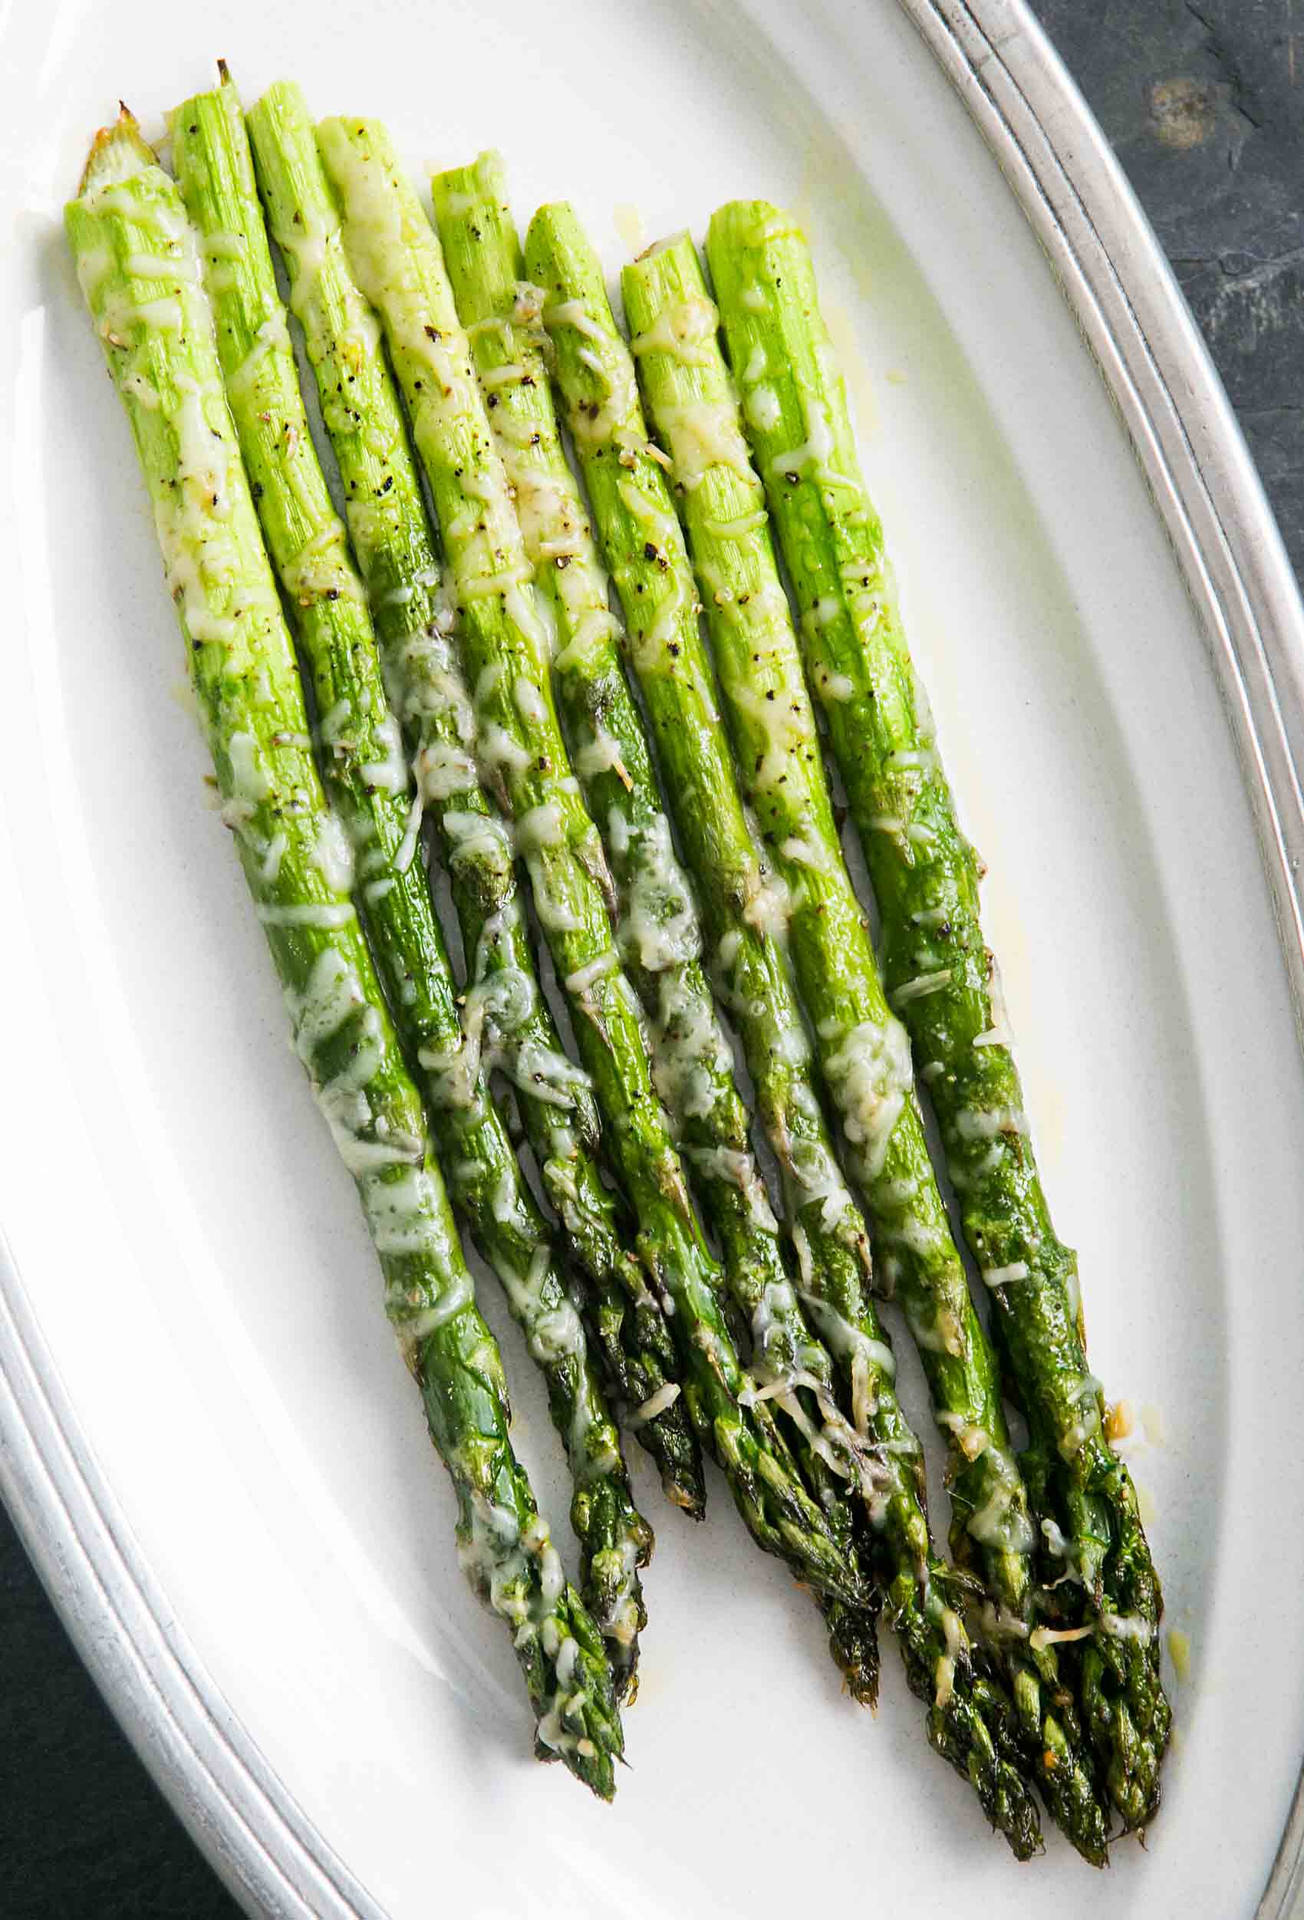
left=661, top=1462, right=707, bottom=1518
left=632, top=229, right=690, bottom=266
left=78, top=108, right=154, bottom=196
left=475, top=147, right=506, bottom=193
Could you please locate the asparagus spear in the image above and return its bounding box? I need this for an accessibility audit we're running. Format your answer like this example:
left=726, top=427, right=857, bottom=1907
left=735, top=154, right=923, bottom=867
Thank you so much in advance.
left=65, top=111, right=622, bottom=1793
left=623, top=232, right=1107, bottom=1858
left=707, top=199, right=1169, bottom=1829
left=240, top=84, right=702, bottom=1524
left=524, top=205, right=1041, bottom=1857
left=430, top=149, right=882, bottom=1706
left=168, top=76, right=653, bottom=1688
left=317, top=117, right=862, bottom=1612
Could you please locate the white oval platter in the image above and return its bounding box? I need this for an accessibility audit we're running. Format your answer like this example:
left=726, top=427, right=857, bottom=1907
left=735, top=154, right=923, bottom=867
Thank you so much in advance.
left=3, top=1, right=1304, bottom=1915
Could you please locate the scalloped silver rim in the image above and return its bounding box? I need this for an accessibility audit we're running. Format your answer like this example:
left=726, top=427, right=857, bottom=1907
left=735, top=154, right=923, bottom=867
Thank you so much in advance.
left=4, top=3, right=1304, bottom=1914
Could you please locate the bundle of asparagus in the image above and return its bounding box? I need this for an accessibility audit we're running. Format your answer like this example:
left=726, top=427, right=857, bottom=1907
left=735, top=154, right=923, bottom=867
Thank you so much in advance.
left=311, top=112, right=867, bottom=1626
left=705, top=203, right=1170, bottom=1832
left=429, top=147, right=882, bottom=1711
left=520, top=198, right=1037, bottom=1856
left=619, top=229, right=1104, bottom=1856
left=64, top=113, right=623, bottom=1795
left=167, top=69, right=651, bottom=1696
left=63, top=73, right=1170, bottom=1856
left=241, top=82, right=705, bottom=1526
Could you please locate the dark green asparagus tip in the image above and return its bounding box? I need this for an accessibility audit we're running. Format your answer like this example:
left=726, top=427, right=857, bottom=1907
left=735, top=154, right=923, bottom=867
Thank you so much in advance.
left=1046, top=1748, right=1111, bottom=1867
left=949, top=1681, right=1045, bottom=1863
left=822, top=1596, right=881, bottom=1709
left=968, top=1746, right=1045, bottom=1863
left=528, top=1585, right=625, bottom=1800
left=970, top=1617, right=1111, bottom=1862
left=538, top=1732, right=619, bottom=1802
left=1019, top=1675, right=1111, bottom=1864
left=665, top=1457, right=708, bottom=1519
left=1074, top=1455, right=1171, bottom=1829
left=629, top=1319, right=706, bottom=1520
left=1083, top=1634, right=1171, bottom=1831
left=892, top=1580, right=1044, bottom=1859
left=979, top=1651, right=1109, bottom=1864
left=583, top=1496, right=653, bottom=1707
left=653, top=1392, right=707, bottom=1518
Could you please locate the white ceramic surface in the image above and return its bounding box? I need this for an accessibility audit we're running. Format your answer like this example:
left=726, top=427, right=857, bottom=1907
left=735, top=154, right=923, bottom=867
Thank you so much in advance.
left=3, top=1, right=1303, bottom=1915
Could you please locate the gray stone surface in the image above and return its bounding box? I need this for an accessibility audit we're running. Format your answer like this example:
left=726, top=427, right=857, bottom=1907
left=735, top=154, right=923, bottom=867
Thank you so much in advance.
left=0, top=1512, right=240, bottom=1915
left=6, top=7, right=1302, bottom=1911
left=1029, top=0, right=1304, bottom=574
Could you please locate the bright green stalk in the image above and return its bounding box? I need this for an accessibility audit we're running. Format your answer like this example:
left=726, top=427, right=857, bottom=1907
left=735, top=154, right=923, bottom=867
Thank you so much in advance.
left=708, top=198, right=1169, bottom=1829
left=431, top=148, right=882, bottom=1706
left=318, top=116, right=863, bottom=1612
left=240, top=81, right=702, bottom=1529
left=624, top=232, right=1106, bottom=1859
left=65, top=112, right=622, bottom=1794
left=525, top=204, right=1042, bottom=1858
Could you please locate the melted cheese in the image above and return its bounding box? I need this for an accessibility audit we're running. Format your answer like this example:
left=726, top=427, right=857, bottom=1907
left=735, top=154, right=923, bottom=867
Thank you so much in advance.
left=628, top=293, right=718, bottom=366
left=981, top=1261, right=1030, bottom=1290
left=312, top=809, right=356, bottom=891
left=820, top=1015, right=914, bottom=1180
left=546, top=296, right=639, bottom=448
left=514, top=801, right=564, bottom=853
left=649, top=967, right=732, bottom=1127
left=564, top=951, right=619, bottom=996
left=745, top=385, right=782, bottom=434
left=477, top=723, right=533, bottom=781
left=631, top=1381, right=681, bottom=1426
left=415, top=740, right=478, bottom=801
left=768, top=396, right=834, bottom=479
left=685, top=1144, right=778, bottom=1234
left=258, top=901, right=355, bottom=928
left=442, top=807, right=514, bottom=869
left=618, top=816, right=700, bottom=974
left=358, top=714, right=408, bottom=793
left=653, top=396, right=754, bottom=490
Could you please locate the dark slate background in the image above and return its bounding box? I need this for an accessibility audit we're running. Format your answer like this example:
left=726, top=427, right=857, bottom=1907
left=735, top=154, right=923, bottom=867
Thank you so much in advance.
left=4, top=4, right=1300, bottom=1912
left=1037, top=0, right=1304, bottom=575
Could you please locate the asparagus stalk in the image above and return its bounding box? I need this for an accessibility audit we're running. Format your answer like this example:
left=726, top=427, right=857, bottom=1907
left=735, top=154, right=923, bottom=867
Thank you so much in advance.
left=240, top=84, right=702, bottom=1524
left=623, top=232, right=1107, bottom=1858
left=707, top=199, right=1169, bottom=1829
left=430, top=149, right=882, bottom=1706
left=64, top=111, right=622, bottom=1793
left=524, top=205, right=1041, bottom=1857
left=317, top=117, right=863, bottom=1612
